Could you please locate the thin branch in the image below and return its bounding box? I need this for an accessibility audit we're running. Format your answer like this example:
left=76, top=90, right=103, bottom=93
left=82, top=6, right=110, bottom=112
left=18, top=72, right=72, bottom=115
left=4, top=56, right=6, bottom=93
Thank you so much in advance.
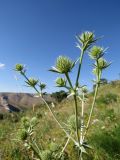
left=80, top=92, right=85, bottom=145
left=22, top=72, right=77, bottom=145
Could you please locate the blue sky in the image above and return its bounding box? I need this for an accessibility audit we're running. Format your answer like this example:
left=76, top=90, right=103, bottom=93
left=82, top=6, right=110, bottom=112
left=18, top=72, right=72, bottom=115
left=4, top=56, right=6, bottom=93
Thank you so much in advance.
left=0, top=0, right=120, bottom=93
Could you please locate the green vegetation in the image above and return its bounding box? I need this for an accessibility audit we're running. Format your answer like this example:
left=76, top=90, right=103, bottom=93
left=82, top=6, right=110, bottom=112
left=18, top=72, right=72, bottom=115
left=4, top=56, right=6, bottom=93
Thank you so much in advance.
left=0, top=82, right=120, bottom=159
left=51, top=90, right=68, bottom=102
left=1, top=31, right=119, bottom=159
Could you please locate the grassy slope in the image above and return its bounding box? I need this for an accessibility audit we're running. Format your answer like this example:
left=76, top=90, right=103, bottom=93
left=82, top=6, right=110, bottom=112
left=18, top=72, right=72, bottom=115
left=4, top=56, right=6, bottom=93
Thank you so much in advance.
left=0, top=81, right=120, bottom=159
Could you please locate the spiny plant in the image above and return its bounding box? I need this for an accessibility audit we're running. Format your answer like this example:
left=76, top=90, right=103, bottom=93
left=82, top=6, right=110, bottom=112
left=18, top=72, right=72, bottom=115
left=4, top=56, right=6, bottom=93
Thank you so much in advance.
left=15, top=31, right=110, bottom=160
left=17, top=116, right=67, bottom=160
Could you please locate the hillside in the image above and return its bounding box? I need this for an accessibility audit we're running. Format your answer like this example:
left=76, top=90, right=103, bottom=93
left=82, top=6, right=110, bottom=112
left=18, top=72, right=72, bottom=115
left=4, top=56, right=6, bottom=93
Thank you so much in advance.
left=0, top=92, right=56, bottom=112
left=0, top=80, right=120, bottom=160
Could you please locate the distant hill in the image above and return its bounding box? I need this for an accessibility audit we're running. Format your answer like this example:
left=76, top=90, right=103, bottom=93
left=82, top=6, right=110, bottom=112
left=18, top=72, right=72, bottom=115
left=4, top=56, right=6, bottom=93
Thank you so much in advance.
left=0, top=80, right=120, bottom=113
left=0, top=92, right=56, bottom=112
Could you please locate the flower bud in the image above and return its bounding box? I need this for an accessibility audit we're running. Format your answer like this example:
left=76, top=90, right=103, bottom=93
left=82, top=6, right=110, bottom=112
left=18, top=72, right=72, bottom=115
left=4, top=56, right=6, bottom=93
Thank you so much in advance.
left=26, top=78, right=38, bottom=87
left=76, top=31, right=95, bottom=50
left=80, top=31, right=94, bottom=43
left=55, top=77, right=66, bottom=87
left=15, top=64, right=24, bottom=72
left=49, top=56, right=75, bottom=74
left=97, top=58, right=110, bottom=70
left=89, top=46, right=104, bottom=59
left=39, top=83, right=46, bottom=90
left=56, top=56, right=74, bottom=73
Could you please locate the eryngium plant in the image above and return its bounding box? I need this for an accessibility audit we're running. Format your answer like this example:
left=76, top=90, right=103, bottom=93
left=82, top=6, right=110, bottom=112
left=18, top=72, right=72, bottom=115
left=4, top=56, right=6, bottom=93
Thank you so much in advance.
left=50, top=31, right=110, bottom=159
left=15, top=31, right=110, bottom=160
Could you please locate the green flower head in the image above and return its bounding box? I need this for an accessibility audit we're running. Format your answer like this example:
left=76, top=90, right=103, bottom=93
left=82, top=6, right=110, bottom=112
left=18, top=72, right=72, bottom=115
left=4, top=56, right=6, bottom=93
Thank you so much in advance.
left=39, top=82, right=46, bottom=90
left=26, top=78, right=38, bottom=87
left=89, top=46, right=105, bottom=60
left=97, top=58, right=110, bottom=70
left=49, top=56, right=75, bottom=74
left=15, top=64, right=24, bottom=72
left=55, top=77, right=66, bottom=87
left=80, top=31, right=94, bottom=43
left=76, top=31, right=96, bottom=50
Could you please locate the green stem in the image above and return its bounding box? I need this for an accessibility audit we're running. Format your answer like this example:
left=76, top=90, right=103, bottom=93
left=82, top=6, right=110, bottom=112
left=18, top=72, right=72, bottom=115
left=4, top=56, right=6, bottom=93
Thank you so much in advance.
left=41, top=97, right=76, bottom=143
left=83, top=82, right=99, bottom=141
left=83, top=60, right=102, bottom=141
left=22, top=72, right=77, bottom=145
left=80, top=151, right=83, bottom=160
left=80, top=93, right=84, bottom=145
left=29, top=142, right=42, bottom=160
left=65, top=72, right=81, bottom=157
left=75, top=50, right=84, bottom=87
left=65, top=72, right=73, bottom=89
left=74, top=95, right=81, bottom=148
left=60, top=132, right=72, bottom=158
left=33, top=140, right=41, bottom=155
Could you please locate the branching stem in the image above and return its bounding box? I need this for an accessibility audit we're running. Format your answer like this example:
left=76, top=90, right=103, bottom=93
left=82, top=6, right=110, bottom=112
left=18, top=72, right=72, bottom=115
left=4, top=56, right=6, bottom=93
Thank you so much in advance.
left=83, top=69, right=101, bottom=141
left=60, top=132, right=72, bottom=157
left=21, top=72, right=77, bottom=145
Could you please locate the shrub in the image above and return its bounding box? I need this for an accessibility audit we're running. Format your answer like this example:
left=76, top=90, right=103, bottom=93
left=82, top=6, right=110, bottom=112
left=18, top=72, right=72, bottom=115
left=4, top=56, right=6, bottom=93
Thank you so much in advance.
left=97, top=93, right=118, bottom=105
left=100, top=78, right=108, bottom=85
left=51, top=90, right=68, bottom=102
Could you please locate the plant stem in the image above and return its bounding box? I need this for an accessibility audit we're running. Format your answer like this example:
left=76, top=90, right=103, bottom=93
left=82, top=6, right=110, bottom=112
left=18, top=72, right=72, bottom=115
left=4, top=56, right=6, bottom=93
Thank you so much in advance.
left=60, top=132, right=72, bottom=156
left=65, top=73, right=73, bottom=89
left=33, top=140, right=41, bottom=155
left=29, top=142, right=42, bottom=160
left=80, top=151, right=83, bottom=160
left=41, top=97, right=75, bottom=140
left=83, top=59, right=102, bottom=141
left=74, top=95, right=81, bottom=147
left=65, top=72, right=81, bottom=157
left=80, top=93, right=84, bottom=145
left=83, top=83, right=99, bottom=141
left=22, top=72, right=77, bottom=145
left=75, top=50, right=84, bottom=87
